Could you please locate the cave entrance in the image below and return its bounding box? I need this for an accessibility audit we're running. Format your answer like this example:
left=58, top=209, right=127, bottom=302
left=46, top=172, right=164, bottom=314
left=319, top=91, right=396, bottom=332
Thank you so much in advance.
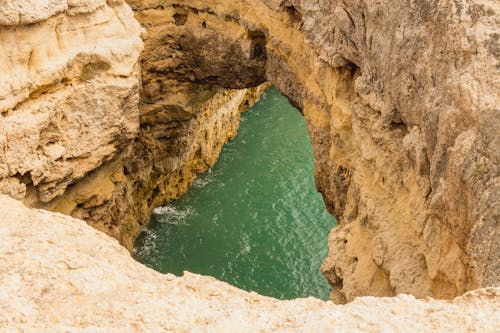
left=133, top=87, right=337, bottom=300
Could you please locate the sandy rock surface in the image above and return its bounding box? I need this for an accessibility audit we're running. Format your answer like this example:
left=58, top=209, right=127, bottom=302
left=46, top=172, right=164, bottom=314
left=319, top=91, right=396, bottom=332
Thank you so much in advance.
left=0, top=0, right=143, bottom=204
left=0, top=195, right=498, bottom=332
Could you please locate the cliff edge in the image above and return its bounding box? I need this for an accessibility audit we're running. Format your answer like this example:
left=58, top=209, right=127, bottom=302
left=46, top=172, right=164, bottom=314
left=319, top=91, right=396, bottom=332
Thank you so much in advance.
left=1, top=195, right=498, bottom=332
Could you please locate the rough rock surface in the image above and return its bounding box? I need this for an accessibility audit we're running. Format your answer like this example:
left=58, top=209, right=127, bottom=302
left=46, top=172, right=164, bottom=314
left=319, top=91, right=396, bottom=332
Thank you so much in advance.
left=0, top=1, right=143, bottom=216
left=0, top=0, right=267, bottom=250
left=128, top=0, right=499, bottom=302
left=0, top=0, right=498, bottom=304
left=1, top=195, right=498, bottom=332
left=44, top=84, right=267, bottom=250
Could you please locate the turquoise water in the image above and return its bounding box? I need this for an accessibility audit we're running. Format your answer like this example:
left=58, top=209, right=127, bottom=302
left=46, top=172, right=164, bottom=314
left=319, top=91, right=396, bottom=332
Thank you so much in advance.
left=134, top=87, right=337, bottom=300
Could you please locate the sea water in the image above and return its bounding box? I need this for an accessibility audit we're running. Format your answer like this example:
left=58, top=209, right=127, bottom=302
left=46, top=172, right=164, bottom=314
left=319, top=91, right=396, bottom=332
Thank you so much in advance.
left=134, top=87, right=337, bottom=300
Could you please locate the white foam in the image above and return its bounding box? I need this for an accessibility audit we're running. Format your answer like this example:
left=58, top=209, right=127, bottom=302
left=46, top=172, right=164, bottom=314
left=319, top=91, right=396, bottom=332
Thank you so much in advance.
left=133, top=229, right=158, bottom=258
left=152, top=205, right=193, bottom=225
left=193, top=176, right=212, bottom=188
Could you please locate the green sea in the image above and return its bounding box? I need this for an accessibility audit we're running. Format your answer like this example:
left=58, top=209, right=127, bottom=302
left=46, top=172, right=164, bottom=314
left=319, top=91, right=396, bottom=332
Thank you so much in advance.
left=134, top=87, right=337, bottom=300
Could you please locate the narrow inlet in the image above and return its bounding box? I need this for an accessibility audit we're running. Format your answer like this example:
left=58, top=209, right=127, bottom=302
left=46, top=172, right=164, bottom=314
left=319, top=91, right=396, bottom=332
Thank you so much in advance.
left=134, top=87, right=337, bottom=300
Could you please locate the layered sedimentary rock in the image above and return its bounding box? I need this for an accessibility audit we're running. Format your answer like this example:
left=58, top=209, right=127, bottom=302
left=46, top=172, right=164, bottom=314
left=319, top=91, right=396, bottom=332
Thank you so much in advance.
left=0, top=0, right=498, bottom=304
left=0, top=0, right=144, bottom=242
left=0, top=0, right=143, bottom=202
left=45, top=84, right=267, bottom=250
left=128, top=0, right=499, bottom=302
left=1, top=195, right=498, bottom=332
left=0, top=0, right=266, bottom=250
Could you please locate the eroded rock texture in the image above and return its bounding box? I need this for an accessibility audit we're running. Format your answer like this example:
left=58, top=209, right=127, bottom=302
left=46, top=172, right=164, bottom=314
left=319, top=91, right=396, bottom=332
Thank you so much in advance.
left=308, top=0, right=499, bottom=302
left=0, top=0, right=267, bottom=250
left=1, top=195, right=498, bottom=332
left=128, top=0, right=499, bottom=302
left=0, top=0, right=498, bottom=303
left=0, top=0, right=143, bottom=202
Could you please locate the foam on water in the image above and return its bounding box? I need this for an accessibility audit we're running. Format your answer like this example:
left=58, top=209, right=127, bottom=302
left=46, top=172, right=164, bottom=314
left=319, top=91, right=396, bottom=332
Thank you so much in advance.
left=152, top=206, right=193, bottom=225
left=133, top=228, right=158, bottom=259
left=192, top=170, right=216, bottom=188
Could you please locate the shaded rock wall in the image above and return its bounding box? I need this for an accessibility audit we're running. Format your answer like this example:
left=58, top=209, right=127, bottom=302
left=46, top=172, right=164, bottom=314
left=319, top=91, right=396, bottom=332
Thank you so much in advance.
left=308, top=0, right=499, bottom=301
left=44, top=84, right=267, bottom=249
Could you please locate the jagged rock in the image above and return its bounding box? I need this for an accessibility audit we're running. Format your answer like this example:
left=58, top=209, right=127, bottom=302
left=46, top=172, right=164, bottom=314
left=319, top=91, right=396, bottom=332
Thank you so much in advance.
left=129, top=0, right=499, bottom=301
left=0, top=0, right=267, bottom=249
left=0, top=0, right=143, bottom=203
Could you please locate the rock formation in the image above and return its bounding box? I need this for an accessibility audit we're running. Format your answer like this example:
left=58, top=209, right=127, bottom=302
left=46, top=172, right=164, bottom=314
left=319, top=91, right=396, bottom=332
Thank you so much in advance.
left=1, top=195, right=498, bottom=331
left=0, top=0, right=143, bottom=242
left=128, top=0, right=500, bottom=302
left=0, top=0, right=267, bottom=250
left=0, top=0, right=498, bottom=305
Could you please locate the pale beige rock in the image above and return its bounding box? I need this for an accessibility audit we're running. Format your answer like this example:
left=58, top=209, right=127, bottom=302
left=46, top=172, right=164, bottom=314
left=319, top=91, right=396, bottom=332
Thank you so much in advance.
left=0, top=195, right=498, bottom=332
left=0, top=1, right=143, bottom=203
left=0, top=0, right=68, bottom=25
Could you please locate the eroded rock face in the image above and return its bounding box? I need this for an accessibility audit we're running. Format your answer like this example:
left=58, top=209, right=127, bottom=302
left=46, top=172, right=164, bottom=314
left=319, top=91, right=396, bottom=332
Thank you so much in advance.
left=0, top=0, right=267, bottom=250
left=0, top=1, right=143, bottom=207
left=127, top=0, right=499, bottom=302
left=105, top=3, right=271, bottom=248
left=0, top=0, right=143, bottom=202
left=307, top=0, right=499, bottom=302
left=44, top=84, right=267, bottom=250
left=1, top=195, right=498, bottom=331
left=0, top=0, right=498, bottom=303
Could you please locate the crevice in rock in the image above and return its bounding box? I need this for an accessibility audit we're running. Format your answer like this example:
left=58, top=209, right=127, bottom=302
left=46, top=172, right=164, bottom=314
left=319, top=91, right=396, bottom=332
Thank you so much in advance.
left=282, top=4, right=302, bottom=24
left=173, top=12, right=188, bottom=26
left=248, top=30, right=267, bottom=60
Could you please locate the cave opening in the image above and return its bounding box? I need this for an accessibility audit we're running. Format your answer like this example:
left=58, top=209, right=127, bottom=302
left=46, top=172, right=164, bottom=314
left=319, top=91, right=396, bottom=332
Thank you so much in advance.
left=248, top=30, right=267, bottom=60
left=133, top=87, right=337, bottom=300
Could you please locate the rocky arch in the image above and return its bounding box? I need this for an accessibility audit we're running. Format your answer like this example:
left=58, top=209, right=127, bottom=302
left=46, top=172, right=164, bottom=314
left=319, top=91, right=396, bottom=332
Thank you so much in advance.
left=0, top=0, right=497, bottom=303
left=124, top=0, right=498, bottom=303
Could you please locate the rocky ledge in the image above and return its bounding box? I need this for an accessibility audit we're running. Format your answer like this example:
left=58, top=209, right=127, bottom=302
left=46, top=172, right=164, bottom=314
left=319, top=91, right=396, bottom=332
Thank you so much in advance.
left=1, top=195, right=498, bottom=332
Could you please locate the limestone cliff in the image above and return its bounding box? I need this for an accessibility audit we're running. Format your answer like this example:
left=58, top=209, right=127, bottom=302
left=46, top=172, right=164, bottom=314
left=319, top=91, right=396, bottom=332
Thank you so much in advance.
left=0, top=0, right=498, bottom=304
left=1, top=195, right=498, bottom=332
left=127, top=0, right=499, bottom=302
left=0, top=0, right=144, bottom=243
left=0, top=0, right=143, bottom=203
left=45, top=84, right=267, bottom=250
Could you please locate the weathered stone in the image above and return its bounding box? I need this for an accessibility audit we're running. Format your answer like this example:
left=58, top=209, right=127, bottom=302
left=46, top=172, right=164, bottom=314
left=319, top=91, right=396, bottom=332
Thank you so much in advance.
left=128, top=0, right=499, bottom=302
left=1, top=195, right=498, bottom=332
left=0, top=0, right=498, bottom=305
left=0, top=0, right=143, bottom=204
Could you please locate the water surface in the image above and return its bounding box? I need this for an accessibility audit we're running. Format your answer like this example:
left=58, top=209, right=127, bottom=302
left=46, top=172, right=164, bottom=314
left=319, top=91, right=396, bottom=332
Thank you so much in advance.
left=134, top=87, right=337, bottom=300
